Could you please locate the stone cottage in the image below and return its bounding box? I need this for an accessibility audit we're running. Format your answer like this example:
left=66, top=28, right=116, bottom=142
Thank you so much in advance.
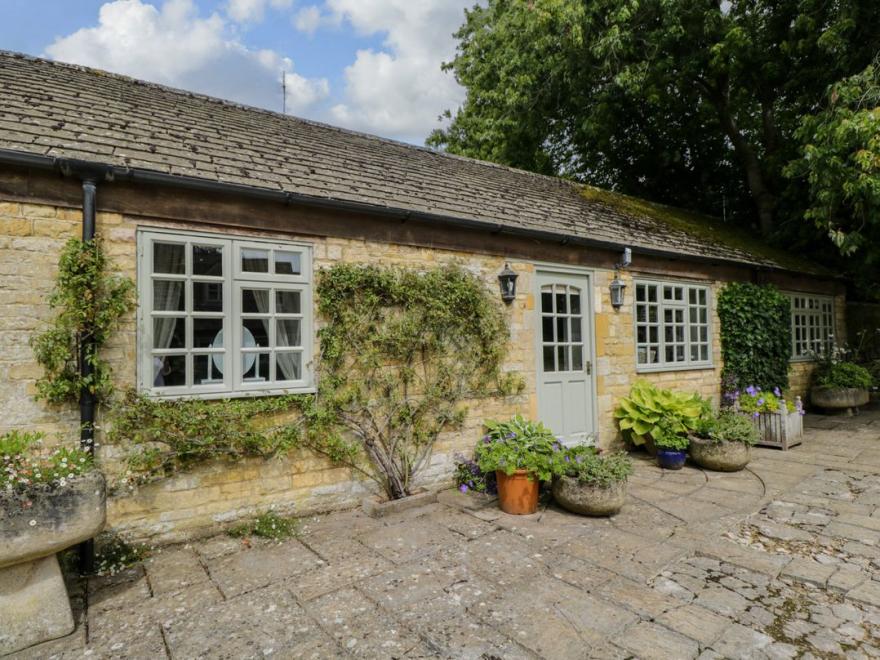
left=0, top=52, right=844, bottom=540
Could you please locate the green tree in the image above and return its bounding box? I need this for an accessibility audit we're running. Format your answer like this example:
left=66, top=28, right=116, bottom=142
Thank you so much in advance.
left=785, top=62, right=880, bottom=295
left=430, top=0, right=880, bottom=235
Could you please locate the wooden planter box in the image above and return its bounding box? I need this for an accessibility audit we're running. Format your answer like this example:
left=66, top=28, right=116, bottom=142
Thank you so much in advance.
left=743, top=401, right=803, bottom=450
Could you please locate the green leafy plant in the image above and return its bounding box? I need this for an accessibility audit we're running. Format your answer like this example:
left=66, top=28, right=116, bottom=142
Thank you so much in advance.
left=614, top=381, right=706, bottom=447
left=652, top=416, right=690, bottom=451
left=735, top=386, right=797, bottom=415
left=30, top=238, right=135, bottom=404
left=550, top=445, right=632, bottom=487
left=0, top=430, right=93, bottom=491
left=694, top=411, right=759, bottom=446
left=228, top=510, right=299, bottom=540
left=718, top=283, right=791, bottom=392
left=453, top=453, right=496, bottom=495
left=474, top=415, right=558, bottom=482
left=108, top=389, right=303, bottom=487
left=815, top=362, right=873, bottom=390
left=298, top=264, right=522, bottom=500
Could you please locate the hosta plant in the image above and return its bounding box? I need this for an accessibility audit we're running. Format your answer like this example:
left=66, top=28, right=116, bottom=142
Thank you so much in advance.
left=614, top=380, right=706, bottom=448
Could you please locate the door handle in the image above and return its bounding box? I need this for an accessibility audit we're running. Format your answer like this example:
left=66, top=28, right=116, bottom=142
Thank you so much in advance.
left=585, top=360, right=592, bottom=375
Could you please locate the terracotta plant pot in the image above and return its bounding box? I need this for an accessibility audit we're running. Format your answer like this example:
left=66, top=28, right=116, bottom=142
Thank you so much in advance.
left=689, top=436, right=751, bottom=472
left=496, top=469, right=539, bottom=515
left=552, top=475, right=627, bottom=517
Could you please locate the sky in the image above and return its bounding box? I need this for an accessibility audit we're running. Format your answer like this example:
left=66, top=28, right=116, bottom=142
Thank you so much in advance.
left=0, top=0, right=475, bottom=144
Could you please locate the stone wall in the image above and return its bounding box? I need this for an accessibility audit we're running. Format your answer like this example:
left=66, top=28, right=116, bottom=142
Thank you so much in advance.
left=0, top=198, right=845, bottom=542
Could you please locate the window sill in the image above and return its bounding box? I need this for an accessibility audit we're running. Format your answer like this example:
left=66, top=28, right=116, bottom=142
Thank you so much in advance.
left=789, top=357, right=817, bottom=364
left=142, top=386, right=316, bottom=401
left=635, top=363, right=716, bottom=374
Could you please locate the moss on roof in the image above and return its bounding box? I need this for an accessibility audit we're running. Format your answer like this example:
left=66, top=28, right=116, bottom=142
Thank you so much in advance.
left=580, top=185, right=828, bottom=275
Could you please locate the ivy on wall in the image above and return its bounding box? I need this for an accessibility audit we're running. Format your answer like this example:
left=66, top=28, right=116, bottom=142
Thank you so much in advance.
left=31, top=238, right=135, bottom=404
left=109, top=263, right=522, bottom=499
left=717, top=282, right=791, bottom=391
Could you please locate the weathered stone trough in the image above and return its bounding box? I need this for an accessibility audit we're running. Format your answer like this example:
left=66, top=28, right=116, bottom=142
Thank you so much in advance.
left=811, top=387, right=870, bottom=416
left=0, top=471, right=105, bottom=655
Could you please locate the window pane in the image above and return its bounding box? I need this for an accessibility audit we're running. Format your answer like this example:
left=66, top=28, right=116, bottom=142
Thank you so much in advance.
left=276, top=319, right=301, bottom=347
left=542, top=316, right=554, bottom=342
left=648, top=306, right=658, bottom=323
left=555, top=291, right=567, bottom=314
left=663, top=286, right=673, bottom=300
left=556, top=317, right=568, bottom=342
left=698, top=289, right=707, bottom=305
left=242, top=318, right=270, bottom=347
left=570, top=290, right=581, bottom=314
left=571, top=317, right=582, bottom=343
left=649, top=327, right=658, bottom=343
left=543, top=346, right=555, bottom=372
left=193, top=282, right=223, bottom=312
left=700, top=345, right=709, bottom=361
left=557, top=345, right=569, bottom=371
left=276, top=291, right=301, bottom=314
left=194, top=354, right=223, bottom=385
left=636, top=305, right=646, bottom=323
left=153, top=317, right=185, bottom=349
left=152, top=355, right=185, bottom=387
left=193, top=318, right=223, bottom=348
left=541, top=290, right=553, bottom=313
left=276, top=352, right=301, bottom=380
left=637, top=346, right=647, bottom=364
left=242, top=248, right=269, bottom=273
left=572, top=345, right=583, bottom=370
left=243, top=352, right=270, bottom=381
left=690, top=345, right=699, bottom=361
left=242, top=289, right=269, bottom=314
left=676, top=345, right=685, bottom=361
left=192, top=245, right=222, bottom=276
left=636, top=284, right=646, bottom=302
left=153, top=242, right=185, bottom=274
left=637, top=326, right=647, bottom=343
left=153, top=280, right=184, bottom=311
left=275, top=251, right=301, bottom=275
left=647, top=286, right=657, bottom=302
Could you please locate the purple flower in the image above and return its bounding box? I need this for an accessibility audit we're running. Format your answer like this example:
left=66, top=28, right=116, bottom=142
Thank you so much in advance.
left=564, top=456, right=571, bottom=463
left=752, top=412, right=760, bottom=419
left=773, top=387, right=781, bottom=397
left=745, top=385, right=757, bottom=397
left=459, top=484, right=468, bottom=493
left=552, top=442, right=562, bottom=452
left=482, top=435, right=491, bottom=444
left=505, top=432, right=516, bottom=440
left=757, top=398, right=765, bottom=406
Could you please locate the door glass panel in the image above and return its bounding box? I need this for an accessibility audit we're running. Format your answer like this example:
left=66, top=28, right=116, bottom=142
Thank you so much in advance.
left=542, top=316, right=554, bottom=342
left=556, top=317, right=568, bottom=343
left=543, top=346, right=555, bottom=372
left=570, top=290, right=581, bottom=314
left=571, top=317, right=582, bottom=342
left=572, top=345, right=583, bottom=370
left=555, top=291, right=567, bottom=314
left=557, top=345, right=569, bottom=371
left=541, top=289, right=553, bottom=313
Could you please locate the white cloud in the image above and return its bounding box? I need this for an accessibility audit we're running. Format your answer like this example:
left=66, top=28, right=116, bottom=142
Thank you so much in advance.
left=227, top=0, right=293, bottom=24
left=293, top=5, right=323, bottom=35
left=45, top=0, right=327, bottom=115
left=324, top=0, right=470, bottom=143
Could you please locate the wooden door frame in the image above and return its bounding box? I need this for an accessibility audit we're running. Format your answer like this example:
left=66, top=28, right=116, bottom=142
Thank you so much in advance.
left=532, top=263, right=599, bottom=444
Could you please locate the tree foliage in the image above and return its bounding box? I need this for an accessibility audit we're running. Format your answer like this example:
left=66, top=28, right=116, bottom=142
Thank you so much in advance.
left=717, top=283, right=792, bottom=391
left=31, top=238, right=135, bottom=404
left=785, top=61, right=880, bottom=293
left=301, top=264, right=521, bottom=500
left=430, top=0, right=880, bottom=238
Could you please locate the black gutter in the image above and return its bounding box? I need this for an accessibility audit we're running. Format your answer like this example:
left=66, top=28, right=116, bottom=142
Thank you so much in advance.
left=0, top=148, right=809, bottom=275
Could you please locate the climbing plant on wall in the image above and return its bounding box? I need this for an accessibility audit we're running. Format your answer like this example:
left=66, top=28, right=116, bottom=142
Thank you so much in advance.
left=31, top=238, right=135, bottom=404
left=299, top=263, right=522, bottom=500
left=717, top=282, right=791, bottom=392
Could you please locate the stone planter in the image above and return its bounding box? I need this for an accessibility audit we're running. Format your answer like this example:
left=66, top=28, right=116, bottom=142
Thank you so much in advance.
left=689, top=436, right=751, bottom=472
left=552, top=476, right=626, bottom=517
left=743, top=402, right=803, bottom=450
left=811, top=387, right=870, bottom=416
left=0, top=471, right=106, bottom=655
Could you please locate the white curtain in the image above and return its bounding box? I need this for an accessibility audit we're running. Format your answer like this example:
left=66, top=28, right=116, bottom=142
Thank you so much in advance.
left=152, top=246, right=185, bottom=385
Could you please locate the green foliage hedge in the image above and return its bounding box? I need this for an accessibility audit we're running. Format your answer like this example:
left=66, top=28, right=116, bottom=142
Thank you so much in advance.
left=718, top=283, right=791, bottom=391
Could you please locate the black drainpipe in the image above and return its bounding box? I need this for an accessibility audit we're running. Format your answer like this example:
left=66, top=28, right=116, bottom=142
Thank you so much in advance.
left=57, top=160, right=113, bottom=574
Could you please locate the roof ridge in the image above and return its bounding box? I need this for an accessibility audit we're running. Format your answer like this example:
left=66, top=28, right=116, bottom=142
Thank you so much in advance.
left=0, top=49, right=577, bottom=189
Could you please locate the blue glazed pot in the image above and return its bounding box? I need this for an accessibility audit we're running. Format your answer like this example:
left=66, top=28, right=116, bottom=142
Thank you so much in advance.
left=656, top=449, right=687, bottom=470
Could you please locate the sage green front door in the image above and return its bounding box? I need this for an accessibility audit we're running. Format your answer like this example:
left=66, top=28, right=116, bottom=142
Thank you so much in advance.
left=536, top=270, right=595, bottom=445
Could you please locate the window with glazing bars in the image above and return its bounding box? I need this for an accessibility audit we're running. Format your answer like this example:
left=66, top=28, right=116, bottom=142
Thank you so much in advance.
left=635, top=281, right=711, bottom=369
left=138, top=230, right=313, bottom=396
left=789, top=294, right=834, bottom=359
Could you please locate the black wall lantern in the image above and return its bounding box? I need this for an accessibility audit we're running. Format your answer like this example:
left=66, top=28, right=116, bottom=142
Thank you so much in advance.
left=498, top=263, right=518, bottom=303
left=609, top=247, right=631, bottom=309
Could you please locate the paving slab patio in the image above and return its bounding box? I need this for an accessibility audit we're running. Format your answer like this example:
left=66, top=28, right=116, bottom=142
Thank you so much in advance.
left=11, top=405, right=880, bottom=659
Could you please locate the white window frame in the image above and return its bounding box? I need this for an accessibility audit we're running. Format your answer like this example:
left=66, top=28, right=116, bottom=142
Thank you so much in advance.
left=137, top=228, right=314, bottom=398
left=786, top=292, right=835, bottom=361
left=634, top=278, right=714, bottom=372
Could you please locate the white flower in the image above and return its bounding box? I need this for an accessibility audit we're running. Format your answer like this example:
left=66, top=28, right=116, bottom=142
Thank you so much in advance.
left=28, top=519, right=36, bottom=527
